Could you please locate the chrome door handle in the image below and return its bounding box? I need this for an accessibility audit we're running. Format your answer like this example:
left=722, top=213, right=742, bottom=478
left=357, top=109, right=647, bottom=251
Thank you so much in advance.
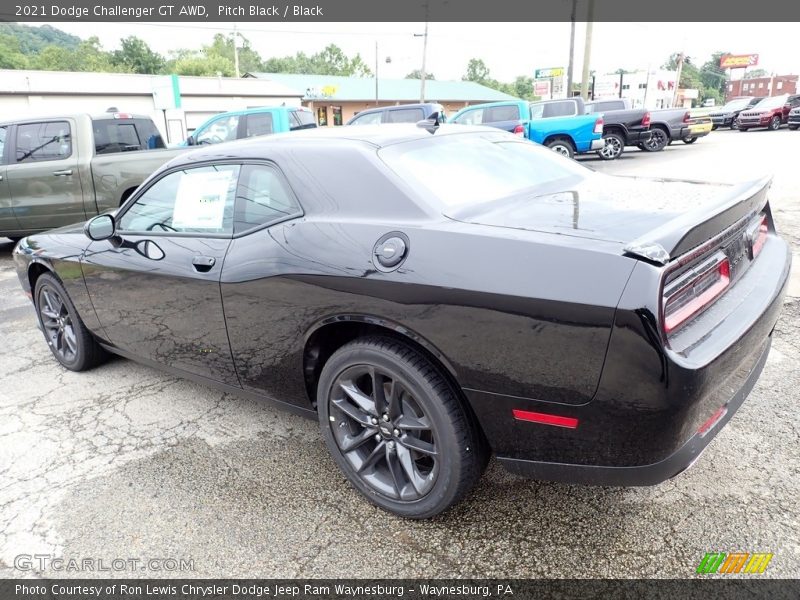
left=52, top=169, right=73, bottom=176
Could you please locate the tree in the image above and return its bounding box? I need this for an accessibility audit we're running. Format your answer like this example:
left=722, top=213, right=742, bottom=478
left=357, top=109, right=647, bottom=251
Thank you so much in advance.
left=260, top=44, right=372, bottom=76
left=662, top=53, right=703, bottom=93
left=463, top=58, right=491, bottom=85
left=0, top=34, right=29, bottom=69
left=111, top=36, right=164, bottom=74
left=744, top=68, right=769, bottom=79
left=203, top=33, right=263, bottom=75
left=32, top=37, right=121, bottom=73
left=699, top=51, right=729, bottom=99
left=405, top=69, right=435, bottom=80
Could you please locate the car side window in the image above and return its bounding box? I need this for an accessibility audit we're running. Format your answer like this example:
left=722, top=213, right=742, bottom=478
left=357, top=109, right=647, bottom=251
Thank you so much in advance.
left=529, top=104, right=545, bottom=119
left=245, top=113, right=274, bottom=138
left=0, top=126, right=6, bottom=164
left=542, top=101, right=577, bottom=118
left=15, top=121, right=72, bottom=163
left=233, top=164, right=302, bottom=234
left=453, top=109, right=483, bottom=125
left=350, top=111, right=383, bottom=125
left=483, top=105, right=520, bottom=122
left=196, top=115, right=240, bottom=144
left=119, top=165, right=239, bottom=235
left=386, top=108, right=425, bottom=123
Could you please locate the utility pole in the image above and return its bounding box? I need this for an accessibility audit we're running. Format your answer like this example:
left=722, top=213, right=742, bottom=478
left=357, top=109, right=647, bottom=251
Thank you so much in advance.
left=672, top=52, right=684, bottom=108
left=232, top=24, right=240, bottom=78
left=566, top=0, right=577, bottom=97
left=375, top=40, right=379, bottom=106
left=419, top=21, right=429, bottom=102
left=579, top=0, right=595, bottom=100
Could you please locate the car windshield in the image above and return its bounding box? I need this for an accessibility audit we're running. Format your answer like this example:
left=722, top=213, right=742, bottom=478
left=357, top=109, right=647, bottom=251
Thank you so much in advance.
left=751, top=96, right=788, bottom=110
left=379, top=132, right=588, bottom=209
left=721, top=99, right=751, bottom=111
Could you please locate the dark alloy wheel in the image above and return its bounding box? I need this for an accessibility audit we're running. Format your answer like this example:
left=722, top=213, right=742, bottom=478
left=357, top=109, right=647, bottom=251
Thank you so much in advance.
left=641, top=127, right=668, bottom=152
left=597, top=132, right=624, bottom=160
left=317, top=337, right=487, bottom=518
left=682, top=136, right=697, bottom=144
left=35, top=273, right=107, bottom=371
left=545, top=137, right=575, bottom=159
left=731, top=116, right=740, bottom=130
left=768, top=115, right=781, bottom=131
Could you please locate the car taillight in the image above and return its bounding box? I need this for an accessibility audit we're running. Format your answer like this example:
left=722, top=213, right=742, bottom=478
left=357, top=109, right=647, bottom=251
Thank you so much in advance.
left=593, top=117, right=603, bottom=134
left=512, top=124, right=525, bottom=136
left=747, top=213, right=768, bottom=258
left=682, top=112, right=691, bottom=124
left=642, top=112, right=651, bottom=127
left=662, top=252, right=731, bottom=334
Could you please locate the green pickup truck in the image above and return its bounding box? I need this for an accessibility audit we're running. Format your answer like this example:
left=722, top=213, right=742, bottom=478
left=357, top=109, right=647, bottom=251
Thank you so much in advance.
left=0, top=111, right=186, bottom=241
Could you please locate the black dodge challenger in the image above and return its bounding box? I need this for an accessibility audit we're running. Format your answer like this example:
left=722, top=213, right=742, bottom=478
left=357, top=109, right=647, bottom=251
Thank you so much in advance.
left=13, top=125, right=790, bottom=518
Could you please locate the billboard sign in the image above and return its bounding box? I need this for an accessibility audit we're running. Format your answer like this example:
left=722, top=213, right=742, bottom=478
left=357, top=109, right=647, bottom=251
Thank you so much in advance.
left=720, top=54, right=759, bottom=69
left=535, top=67, right=564, bottom=79
left=534, top=80, right=551, bottom=97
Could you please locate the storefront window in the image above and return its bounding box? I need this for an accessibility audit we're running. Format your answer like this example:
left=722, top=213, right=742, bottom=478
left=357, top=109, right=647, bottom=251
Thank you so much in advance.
left=332, top=106, right=343, bottom=126
left=317, top=106, right=328, bottom=126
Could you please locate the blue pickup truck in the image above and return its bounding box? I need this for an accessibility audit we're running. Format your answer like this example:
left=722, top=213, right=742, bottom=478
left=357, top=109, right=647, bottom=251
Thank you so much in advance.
left=183, top=106, right=316, bottom=146
left=450, top=98, right=603, bottom=158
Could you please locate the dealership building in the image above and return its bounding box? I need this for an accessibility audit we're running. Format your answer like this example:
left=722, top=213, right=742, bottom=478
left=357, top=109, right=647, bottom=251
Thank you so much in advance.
left=590, top=70, right=682, bottom=108
left=244, top=72, right=517, bottom=125
left=0, top=69, right=304, bottom=144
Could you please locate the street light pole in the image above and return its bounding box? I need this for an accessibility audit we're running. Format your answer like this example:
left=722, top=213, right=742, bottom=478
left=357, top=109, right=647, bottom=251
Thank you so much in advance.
left=233, top=24, right=240, bottom=78
left=375, top=40, right=379, bottom=106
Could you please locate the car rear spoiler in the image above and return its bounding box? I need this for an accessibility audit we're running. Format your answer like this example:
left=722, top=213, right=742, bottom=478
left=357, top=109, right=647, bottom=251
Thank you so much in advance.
left=623, top=175, right=772, bottom=265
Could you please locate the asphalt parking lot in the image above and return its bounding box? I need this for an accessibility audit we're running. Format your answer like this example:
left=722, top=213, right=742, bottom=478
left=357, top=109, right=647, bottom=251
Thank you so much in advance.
left=1, top=127, right=798, bottom=579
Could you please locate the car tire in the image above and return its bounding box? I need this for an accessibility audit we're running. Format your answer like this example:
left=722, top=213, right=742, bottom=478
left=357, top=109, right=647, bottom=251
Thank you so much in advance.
left=768, top=115, right=781, bottom=131
left=545, top=138, right=575, bottom=159
left=597, top=132, right=624, bottom=160
left=711, top=125, right=718, bottom=131
left=34, top=273, right=107, bottom=371
left=640, top=127, right=669, bottom=152
left=789, top=125, right=798, bottom=131
left=731, top=116, right=740, bottom=130
left=317, top=336, right=487, bottom=519
left=739, top=127, right=748, bottom=132
left=682, top=136, right=697, bottom=144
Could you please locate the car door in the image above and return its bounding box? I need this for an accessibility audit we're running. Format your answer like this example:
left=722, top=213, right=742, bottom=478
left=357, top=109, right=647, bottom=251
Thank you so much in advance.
left=0, top=125, right=23, bottom=236
left=81, top=163, right=240, bottom=386
left=7, top=119, right=84, bottom=232
left=218, top=162, right=307, bottom=402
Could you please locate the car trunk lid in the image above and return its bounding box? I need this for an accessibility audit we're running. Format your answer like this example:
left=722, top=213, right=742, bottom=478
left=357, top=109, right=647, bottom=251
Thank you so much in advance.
left=446, top=173, right=771, bottom=264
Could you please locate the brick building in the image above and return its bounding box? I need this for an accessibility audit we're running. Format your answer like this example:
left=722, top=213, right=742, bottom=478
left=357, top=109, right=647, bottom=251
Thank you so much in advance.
left=726, top=75, right=798, bottom=100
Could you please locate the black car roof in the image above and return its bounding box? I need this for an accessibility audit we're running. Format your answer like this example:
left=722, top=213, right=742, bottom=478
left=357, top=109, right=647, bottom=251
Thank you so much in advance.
left=175, top=124, right=495, bottom=162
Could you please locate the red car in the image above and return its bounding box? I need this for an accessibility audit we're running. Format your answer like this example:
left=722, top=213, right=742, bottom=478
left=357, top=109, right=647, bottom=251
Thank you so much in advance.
left=738, top=94, right=800, bottom=131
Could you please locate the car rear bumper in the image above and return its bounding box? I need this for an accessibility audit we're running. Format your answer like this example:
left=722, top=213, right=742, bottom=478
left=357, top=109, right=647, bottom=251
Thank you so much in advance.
left=497, top=335, right=771, bottom=485
left=590, top=138, right=605, bottom=151
left=466, top=236, right=790, bottom=486
left=626, top=130, right=652, bottom=145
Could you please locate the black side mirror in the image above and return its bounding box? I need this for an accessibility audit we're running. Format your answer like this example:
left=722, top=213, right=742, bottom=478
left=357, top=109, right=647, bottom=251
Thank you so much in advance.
left=84, top=214, right=116, bottom=241
left=186, top=136, right=196, bottom=146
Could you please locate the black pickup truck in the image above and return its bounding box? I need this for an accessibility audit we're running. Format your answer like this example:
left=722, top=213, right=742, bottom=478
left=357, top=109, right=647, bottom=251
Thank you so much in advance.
left=584, top=99, right=651, bottom=160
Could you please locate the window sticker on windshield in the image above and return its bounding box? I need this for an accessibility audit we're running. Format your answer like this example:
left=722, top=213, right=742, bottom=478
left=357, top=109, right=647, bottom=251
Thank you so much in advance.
left=172, top=170, right=232, bottom=230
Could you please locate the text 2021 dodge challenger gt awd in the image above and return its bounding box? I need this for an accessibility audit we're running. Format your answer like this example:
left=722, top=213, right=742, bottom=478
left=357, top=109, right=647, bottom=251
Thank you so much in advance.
left=13, top=125, right=790, bottom=518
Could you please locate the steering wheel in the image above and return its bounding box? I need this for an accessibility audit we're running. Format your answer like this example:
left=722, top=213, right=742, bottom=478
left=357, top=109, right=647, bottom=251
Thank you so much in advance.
left=146, top=222, right=177, bottom=233
left=199, top=135, right=224, bottom=145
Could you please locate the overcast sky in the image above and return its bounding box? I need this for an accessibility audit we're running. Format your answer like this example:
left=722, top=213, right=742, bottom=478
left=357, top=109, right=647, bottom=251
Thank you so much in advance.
left=35, top=21, right=798, bottom=81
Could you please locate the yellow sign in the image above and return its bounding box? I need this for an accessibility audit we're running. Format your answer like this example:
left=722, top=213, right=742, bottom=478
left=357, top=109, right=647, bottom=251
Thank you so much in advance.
left=720, top=54, right=759, bottom=69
